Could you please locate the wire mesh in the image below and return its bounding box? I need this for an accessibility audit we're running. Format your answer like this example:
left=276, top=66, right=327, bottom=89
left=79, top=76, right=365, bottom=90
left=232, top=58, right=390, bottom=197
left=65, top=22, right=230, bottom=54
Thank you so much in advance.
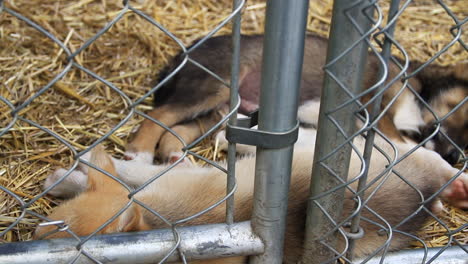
left=303, top=0, right=467, bottom=263
left=0, top=0, right=250, bottom=262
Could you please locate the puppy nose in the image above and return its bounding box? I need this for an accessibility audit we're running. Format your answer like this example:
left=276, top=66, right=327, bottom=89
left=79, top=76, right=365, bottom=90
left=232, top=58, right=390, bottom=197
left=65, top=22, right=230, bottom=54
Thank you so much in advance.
left=443, top=149, right=460, bottom=165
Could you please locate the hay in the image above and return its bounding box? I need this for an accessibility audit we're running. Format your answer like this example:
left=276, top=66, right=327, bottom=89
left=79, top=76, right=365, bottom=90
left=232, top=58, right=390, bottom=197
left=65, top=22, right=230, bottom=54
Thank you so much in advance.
left=0, top=0, right=466, bottom=251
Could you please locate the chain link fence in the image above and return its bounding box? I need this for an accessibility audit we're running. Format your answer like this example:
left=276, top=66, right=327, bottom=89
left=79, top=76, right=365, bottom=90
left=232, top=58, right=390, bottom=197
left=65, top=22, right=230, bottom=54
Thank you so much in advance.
left=302, top=0, right=467, bottom=263
left=0, top=0, right=467, bottom=263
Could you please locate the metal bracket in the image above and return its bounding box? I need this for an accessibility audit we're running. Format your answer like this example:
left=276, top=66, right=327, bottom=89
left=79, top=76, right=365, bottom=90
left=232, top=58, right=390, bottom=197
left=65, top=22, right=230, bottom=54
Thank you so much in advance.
left=342, top=222, right=365, bottom=240
left=226, top=110, right=300, bottom=149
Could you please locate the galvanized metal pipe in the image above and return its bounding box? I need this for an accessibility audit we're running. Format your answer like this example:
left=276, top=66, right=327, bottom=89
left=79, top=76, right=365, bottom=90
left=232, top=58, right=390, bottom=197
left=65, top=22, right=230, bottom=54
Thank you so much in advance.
left=249, top=0, right=309, bottom=263
left=356, top=246, right=468, bottom=264
left=301, top=0, right=375, bottom=263
left=0, top=221, right=263, bottom=264
left=226, top=0, right=244, bottom=226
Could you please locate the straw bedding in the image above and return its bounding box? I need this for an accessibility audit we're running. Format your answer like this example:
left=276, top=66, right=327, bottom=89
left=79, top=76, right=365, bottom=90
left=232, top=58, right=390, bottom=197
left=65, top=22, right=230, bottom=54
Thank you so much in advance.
left=0, top=0, right=466, bottom=251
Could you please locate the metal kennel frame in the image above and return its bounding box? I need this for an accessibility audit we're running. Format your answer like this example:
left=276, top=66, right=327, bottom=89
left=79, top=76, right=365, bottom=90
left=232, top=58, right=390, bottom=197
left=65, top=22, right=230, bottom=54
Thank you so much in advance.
left=0, top=0, right=467, bottom=263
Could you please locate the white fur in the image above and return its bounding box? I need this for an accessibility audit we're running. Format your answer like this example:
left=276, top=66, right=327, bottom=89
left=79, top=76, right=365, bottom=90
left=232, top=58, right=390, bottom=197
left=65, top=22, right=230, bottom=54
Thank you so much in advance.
left=393, top=92, right=425, bottom=133
left=77, top=151, right=92, bottom=173
left=297, top=100, right=321, bottom=126
left=113, top=160, right=168, bottom=187
left=295, top=127, right=317, bottom=150
left=424, top=140, right=436, bottom=151
left=430, top=199, right=445, bottom=214
left=123, top=151, right=154, bottom=164
left=43, top=169, right=87, bottom=198
left=216, top=130, right=256, bottom=155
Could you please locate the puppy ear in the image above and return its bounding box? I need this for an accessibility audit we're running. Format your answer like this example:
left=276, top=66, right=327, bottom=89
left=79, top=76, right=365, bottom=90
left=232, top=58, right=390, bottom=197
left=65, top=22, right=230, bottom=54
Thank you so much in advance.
left=117, top=204, right=151, bottom=232
left=87, top=145, right=119, bottom=191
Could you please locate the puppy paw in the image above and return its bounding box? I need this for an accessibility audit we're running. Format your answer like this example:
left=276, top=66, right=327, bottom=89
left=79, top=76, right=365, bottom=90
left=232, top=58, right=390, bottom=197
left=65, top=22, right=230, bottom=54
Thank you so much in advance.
left=430, top=199, right=446, bottom=215
left=76, top=151, right=92, bottom=173
left=43, top=168, right=87, bottom=198
left=441, top=173, right=468, bottom=209
left=123, top=151, right=154, bottom=164
left=168, top=152, right=192, bottom=165
left=215, top=130, right=229, bottom=152
left=215, top=130, right=256, bottom=155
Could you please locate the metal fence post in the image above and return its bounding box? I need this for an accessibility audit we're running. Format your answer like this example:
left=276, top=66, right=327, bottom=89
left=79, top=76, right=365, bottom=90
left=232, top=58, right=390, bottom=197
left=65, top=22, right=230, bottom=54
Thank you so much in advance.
left=226, top=0, right=243, bottom=225
left=249, top=0, right=309, bottom=263
left=301, top=0, right=375, bottom=263
left=0, top=222, right=264, bottom=264
left=347, top=0, right=402, bottom=260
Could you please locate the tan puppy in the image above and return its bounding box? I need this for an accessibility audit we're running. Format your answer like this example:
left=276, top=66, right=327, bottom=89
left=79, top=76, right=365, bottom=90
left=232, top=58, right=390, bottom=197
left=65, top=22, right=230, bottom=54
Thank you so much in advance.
left=36, top=131, right=468, bottom=263
left=35, top=146, right=152, bottom=239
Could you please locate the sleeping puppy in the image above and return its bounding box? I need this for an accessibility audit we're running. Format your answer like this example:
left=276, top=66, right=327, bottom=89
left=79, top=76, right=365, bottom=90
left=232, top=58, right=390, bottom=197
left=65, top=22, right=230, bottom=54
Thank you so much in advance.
left=124, top=33, right=467, bottom=165
left=36, top=132, right=468, bottom=263
left=419, top=86, right=467, bottom=165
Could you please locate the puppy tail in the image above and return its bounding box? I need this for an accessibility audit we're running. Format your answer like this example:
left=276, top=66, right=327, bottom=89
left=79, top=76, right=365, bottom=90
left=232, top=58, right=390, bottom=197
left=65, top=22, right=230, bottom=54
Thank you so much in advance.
left=414, top=60, right=467, bottom=82
left=87, top=145, right=120, bottom=192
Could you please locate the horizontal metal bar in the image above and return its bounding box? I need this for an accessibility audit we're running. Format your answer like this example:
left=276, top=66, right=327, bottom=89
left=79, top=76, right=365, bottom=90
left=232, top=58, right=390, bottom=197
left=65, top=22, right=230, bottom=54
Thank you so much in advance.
left=0, top=221, right=263, bottom=264
left=356, top=246, right=468, bottom=264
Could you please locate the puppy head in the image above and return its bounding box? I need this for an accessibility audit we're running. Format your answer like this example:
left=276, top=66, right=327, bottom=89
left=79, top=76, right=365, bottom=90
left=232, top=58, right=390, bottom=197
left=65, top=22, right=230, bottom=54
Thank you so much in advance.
left=421, top=86, right=468, bottom=165
left=33, top=194, right=150, bottom=239
left=34, top=145, right=151, bottom=239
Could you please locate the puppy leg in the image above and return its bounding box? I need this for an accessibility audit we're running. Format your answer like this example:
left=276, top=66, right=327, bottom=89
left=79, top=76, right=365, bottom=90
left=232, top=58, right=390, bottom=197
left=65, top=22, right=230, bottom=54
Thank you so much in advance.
left=125, top=105, right=189, bottom=163
left=158, top=112, right=223, bottom=163
left=440, top=169, right=468, bottom=209
left=426, top=149, right=468, bottom=208
left=42, top=151, right=92, bottom=197
left=43, top=168, right=87, bottom=198
left=43, top=159, right=170, bottom=197
left=412, top=145, right=468, bottom=208
left=76, top=150, right=92, bottom=173
left=125, top=88, right=230, bottom=162
left=112, top=159, right=170, bottom=187
left=43, top=147, right=121, bottom=198
left=215, top=130, right=257, bottom=156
